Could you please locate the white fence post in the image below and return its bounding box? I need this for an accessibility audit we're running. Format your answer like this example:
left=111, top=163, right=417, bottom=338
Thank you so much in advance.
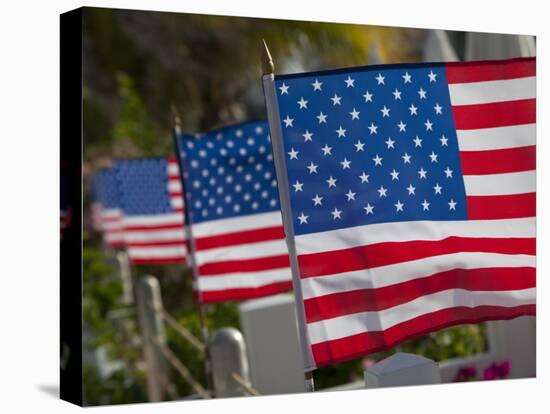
left=135, top=275, right=168, bottom=402
left=365, top=353, right=441, bottom=388
left=116, top=251, right=134, bottom=305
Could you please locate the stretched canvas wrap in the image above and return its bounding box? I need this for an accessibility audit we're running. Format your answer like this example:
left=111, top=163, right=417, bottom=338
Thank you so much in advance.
left=60, top=5, right=536, bottom=407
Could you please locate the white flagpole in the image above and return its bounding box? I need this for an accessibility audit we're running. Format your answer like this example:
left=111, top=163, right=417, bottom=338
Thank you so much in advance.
left=260, top=40, right=316, bottom=391
left=171, top=109, right=215, bottom=395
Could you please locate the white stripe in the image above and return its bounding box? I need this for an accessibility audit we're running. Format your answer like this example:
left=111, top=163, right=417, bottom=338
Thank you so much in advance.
left=457, top=124, right=536, bottom=151
left=105, top=233, right=125, bottom=243
left=192, top=211, right=283, bottom=237
left=125, top=229, right=185, bottom=243
left=463, top=170, right=536, bottom=196
left=127, top=245, right=187, bottom=259
left=170, top=197, right=184, bottom=209
left=195, top=239, right=288, bottom=266
left=198, top=268, right=292, bottom=291
left=168, top=180, right=181, bottom=192
left=295, top=217, right=535, bottom=255
left=123, top=213, right=183, bottom=226
left=101, top=208, right=122, bottom=219
left=167, top=162, right=180, bottom=176
left=307, top=288, right=536, bottom=344
left=448, top=77, right=535, bottom=106
left=301, top=252, right=535, bottom=299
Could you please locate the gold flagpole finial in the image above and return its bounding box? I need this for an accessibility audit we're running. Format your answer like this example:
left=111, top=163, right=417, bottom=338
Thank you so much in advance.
left=261, top=39, right=274, bottom=75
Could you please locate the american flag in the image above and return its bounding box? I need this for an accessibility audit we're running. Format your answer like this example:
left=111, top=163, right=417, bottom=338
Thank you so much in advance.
left=175, top=121, right=292, bottom=303
left=269, top=57, right=536, bottom=369
left=115, top=156, right=187, bottom=265
left=92, top=168, right=125, bottom=248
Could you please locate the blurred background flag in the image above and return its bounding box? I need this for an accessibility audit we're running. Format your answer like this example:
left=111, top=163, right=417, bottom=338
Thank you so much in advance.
left=264, top=57, right=536, bottom=370
left=175, top=121, right=293, bottom=303
left=115, top=157, right=187, bottom=265
left=91, top=168, right=125, bottom=248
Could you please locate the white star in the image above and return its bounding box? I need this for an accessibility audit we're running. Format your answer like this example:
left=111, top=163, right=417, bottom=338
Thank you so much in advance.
left=380, top=106, right=391, bottom=117
left=321, top=144, right=332, bottom=156
left=403, top=72, right=412, bottom=83
left=385, top=137, right=395, bottom=149
left=288, top=147, right=299, bottom=160
left=307, top=162, right=318, bottom=174
left=279, top=83, right=289, bottom=95
left=409, top=104, right=418, bottom=115
left=317, top=112, right=327, bottom=124
left=393, top=88, right=402, bottom=100
left=283, top=115, right=294, bottom=127
left=394, top=200, right=404, bottom=212
left=390, top=169, right=400, bottom=181
left=292, top=180, right=304, bottom=192
left=376, top=73, right=385, bottom=85
left=345, top=189, right=356, bottom=201
left=364, top=203, right=375, bottom=215
left=397, top=120, right=407, bottom=132
left=425, top=119, right=433, bottom=131
left=429, top=151, right=438, bottom=163
left=440, top=135, right=449, bottom=146
left=354, top=140, right=365, bottom=152
left=422, top=199, right=430, bottom=211
left=312, top=79, right=323, bottom=91
left=336, top=126, right=347, bottom=138
left=303, top=130, right=313, bottom=142
left=377, top=186, right=388, bottom=197
left=326, top=176, right=337, bottom=188
left=340, top=158, right=351, bottom=169
left=350, top=108, right=360, bottom=120
left=312, top=194, right=323, bottom=206
left=368, top=122, right=378, bottom=134
left=444, top=167, right=453, bottom=178
left=373, top=154, right=383, bottom=166
left=344, top=76, right=355, bottom=87
left=418, top=168, right=427, bottom=179
left=359, top=172, right=370, bottom=183
left=331, top=208, right=342, bottom=220
left=413, top=136, right=423, bottom=147
left=428, top=70, right=438, bottom=82
left=255, top=126, right=263, bottom=134
left=433, top=183, right=443, bottom=194
left=406, top=184, right=416, bottom=195
left=402, top=152, right=412, bottom=164
left=297, top=97, right=308, bottom=109
left=434, top=103, right=443, bottom=114
left=363, top=90, right=373, bottom=102
left=448, top=199, right=457, bottom=210
left=298, top=212, right=308, bottom=224
left=331, top=94, right=342, bottom=105
left=418, top=88, right=427, bottom=99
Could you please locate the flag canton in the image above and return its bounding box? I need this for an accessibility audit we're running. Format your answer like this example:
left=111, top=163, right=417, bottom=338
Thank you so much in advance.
left=275, top=64, right=467, bottom=235
left=95, top=169, right=121, bottom=209
left=178, top=121, right=280, bottom=223
left=116, top=158, right=174, bottom=215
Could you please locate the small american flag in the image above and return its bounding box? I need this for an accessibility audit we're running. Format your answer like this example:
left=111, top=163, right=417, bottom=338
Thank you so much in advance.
left=92, top=168, right=125, bottom=248
left=269, top=57, right=536, bottom=369
left=175, top=121, right=292, bottom=303
left=115, top=156, right=187, bottom=265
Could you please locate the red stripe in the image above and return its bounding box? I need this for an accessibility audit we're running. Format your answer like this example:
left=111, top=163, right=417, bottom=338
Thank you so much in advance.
left=126, top=240, right=185, bottom=247
left=200, top=281, right=293, bottom=303
left=131, top=256, right=187, bottom=265
left=103, top=216, right=122, bottom=222
left=125, top=223, right=184, bottom=232
left=106, top=241, right=125, bottom=248
left=195, top=225, right=284, bottom=250
left=304, top=267, right=535, bottom=323
left=199, top=254, right=290, bottom=276
left=298, top=237, right=535, bottom=279
left=460, top=146, right=536, bottom=175
left=446, top=58, right=535, bottom=84
left=311, top=304, right=535, bottom=367
left=452, top=99, right=535, bottom=130
left=467, top=193, right=536, bottom=220
left=169, top=191, right=183, bottom=197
